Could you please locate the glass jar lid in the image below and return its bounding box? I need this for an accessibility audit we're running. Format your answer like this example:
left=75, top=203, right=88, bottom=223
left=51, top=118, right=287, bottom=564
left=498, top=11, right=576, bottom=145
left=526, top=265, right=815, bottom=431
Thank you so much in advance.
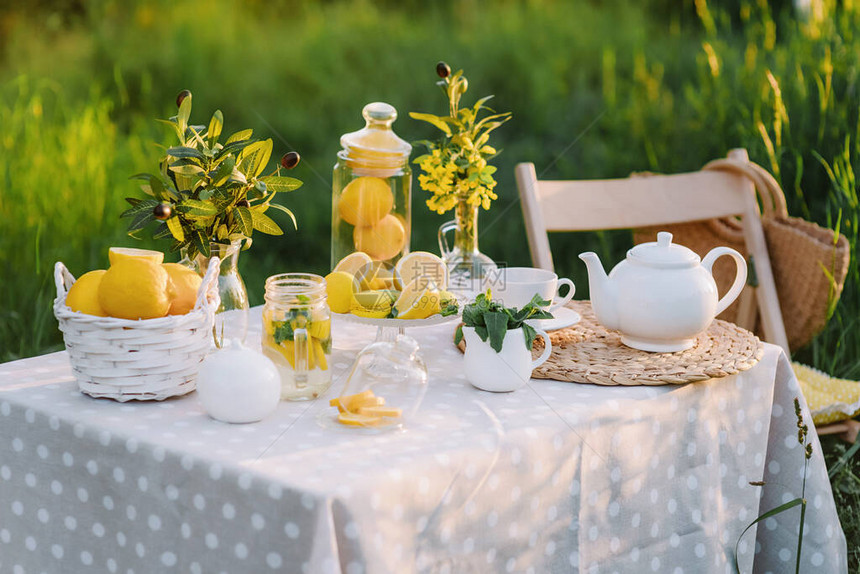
left=626, top=232, right=700, bottom=268
left=339, top=102, right=412, bottom=171
left=264, top=273, right=326, bottom=306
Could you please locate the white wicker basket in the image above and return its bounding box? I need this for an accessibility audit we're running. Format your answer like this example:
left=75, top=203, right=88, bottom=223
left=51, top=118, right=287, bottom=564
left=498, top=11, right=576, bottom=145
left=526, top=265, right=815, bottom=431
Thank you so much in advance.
left=53, top=257, right=221, bottom=402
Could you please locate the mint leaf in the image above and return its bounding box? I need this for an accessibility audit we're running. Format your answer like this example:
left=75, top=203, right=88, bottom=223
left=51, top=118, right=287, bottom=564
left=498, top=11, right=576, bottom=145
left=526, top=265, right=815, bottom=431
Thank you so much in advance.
left=484, top=311, right=508, bottom=353
left=522, top=323, right=538, bottom=351
left=440, top=300, right=459, bottom=317
left=475, top=325, right=489, bottom=342
left=454, top=325, right=464, bottom=345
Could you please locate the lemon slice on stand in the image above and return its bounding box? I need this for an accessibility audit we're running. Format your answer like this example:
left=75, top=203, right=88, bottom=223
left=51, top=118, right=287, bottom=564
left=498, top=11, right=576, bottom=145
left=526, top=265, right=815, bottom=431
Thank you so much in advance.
left=395, top=251, right=447, bottom=291
left=333, top=252, right=373, bottom=276
left=393, top=279, right=442, bottom=320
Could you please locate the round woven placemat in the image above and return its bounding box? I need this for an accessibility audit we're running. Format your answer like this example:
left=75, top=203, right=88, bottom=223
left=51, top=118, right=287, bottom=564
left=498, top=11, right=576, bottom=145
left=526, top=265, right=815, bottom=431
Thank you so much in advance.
left=456, top=300, right=763, bottom=386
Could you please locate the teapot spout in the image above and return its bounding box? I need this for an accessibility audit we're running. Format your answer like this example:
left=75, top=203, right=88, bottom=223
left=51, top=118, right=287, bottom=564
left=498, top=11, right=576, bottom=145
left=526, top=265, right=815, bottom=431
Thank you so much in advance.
left=578, top=252, right=620, bottom=331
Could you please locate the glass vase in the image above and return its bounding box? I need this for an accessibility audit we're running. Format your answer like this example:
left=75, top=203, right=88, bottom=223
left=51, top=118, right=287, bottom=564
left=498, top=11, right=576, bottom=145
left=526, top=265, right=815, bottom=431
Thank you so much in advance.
left=183, top=240, right=249, bottom=344
left=438, top=197, right=496, bottom=295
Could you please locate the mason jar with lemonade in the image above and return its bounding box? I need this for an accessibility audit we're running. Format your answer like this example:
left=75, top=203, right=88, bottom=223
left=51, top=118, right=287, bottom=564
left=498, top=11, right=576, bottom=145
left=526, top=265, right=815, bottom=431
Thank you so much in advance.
left=262, top=273, right=332, bottom=400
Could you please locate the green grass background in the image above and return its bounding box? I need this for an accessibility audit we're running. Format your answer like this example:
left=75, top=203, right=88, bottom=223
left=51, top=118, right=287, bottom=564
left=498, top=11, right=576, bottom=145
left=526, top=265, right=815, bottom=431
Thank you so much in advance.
left=1, top=0, right=859, bottom=565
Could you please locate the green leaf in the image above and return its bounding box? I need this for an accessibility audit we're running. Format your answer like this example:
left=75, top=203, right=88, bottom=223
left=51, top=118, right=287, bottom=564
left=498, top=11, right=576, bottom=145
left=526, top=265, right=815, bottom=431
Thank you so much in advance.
left=484, top=311, right=509, bottom=353
left=250, top=209, right=283, bottom=235
left=266, top=202, right=298, bottom=229
left=472, top=94, right=495, bottom=111
left=167, top=146, right=205, bottom=160
left=241, top=139, right=273, bottom=178
left=212, top=156, right=236, bottom=187
left=235, top=206, right=253, bottom=236
left=153, top=223, right=174, bottom=240
left=149, top=177, right=168, bottom=201
left=225, top=129, right=253, bottom=144
left=522, top=323, right=538, bottom=351
left=166, top=217, right=185, bottom=242
left=127, top=210, right=155, bottom=232
left=207, top=110, right=223, bottom=147
left=191, top=230, right=209, bottom=257
left=733, top=498, right=804, bottom=574
left=120, top=199, right=159, bottom=218
left=177, top=93, right=192, bottom=133
left=474, top=325, right=489, bottom=342
left=454, top=324, right=464, bottom=345
left=215, top=138, right=256, bottom=160
left=129, top=172, right=154, bottom=182
left=169, top=163, right=205, bottom=176
left=409, top=112, right=452, bottom=135
left=260, top=176, right=303, bottom=193
left=176, top=199, right=220, bottom=216
left=155, top=118, right=183, bottom=142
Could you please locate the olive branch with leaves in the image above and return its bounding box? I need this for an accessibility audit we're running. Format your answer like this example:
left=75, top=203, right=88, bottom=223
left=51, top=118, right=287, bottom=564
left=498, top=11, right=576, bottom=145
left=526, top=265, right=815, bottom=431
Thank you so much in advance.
left=123, top=90, right=303, bottom=260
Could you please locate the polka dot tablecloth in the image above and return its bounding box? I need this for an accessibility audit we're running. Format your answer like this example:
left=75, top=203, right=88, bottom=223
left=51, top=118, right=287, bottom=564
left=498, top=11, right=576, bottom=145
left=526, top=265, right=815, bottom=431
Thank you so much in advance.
left=0, top=308, right=847, bottom=573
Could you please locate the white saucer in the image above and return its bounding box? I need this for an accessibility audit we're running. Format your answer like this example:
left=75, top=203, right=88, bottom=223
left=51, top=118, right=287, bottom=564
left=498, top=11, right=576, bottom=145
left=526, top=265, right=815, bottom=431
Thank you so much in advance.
left=526, top=306, right=581, bottom=332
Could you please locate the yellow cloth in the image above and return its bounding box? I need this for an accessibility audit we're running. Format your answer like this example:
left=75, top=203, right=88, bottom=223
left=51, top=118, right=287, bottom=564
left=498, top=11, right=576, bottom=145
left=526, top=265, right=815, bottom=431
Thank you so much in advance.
left=794, top=362, right=860, bottom=425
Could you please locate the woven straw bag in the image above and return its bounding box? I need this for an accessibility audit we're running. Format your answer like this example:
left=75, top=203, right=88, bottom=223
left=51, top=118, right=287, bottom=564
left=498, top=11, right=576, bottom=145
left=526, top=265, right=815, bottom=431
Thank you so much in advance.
left=53, top=257, right=221, bottom=401
left=635, top=158, right=850, bottom=351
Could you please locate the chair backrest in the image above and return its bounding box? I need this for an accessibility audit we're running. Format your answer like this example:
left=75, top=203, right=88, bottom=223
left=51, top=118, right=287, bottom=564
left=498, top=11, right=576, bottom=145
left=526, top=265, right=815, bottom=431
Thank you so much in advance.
left=515, top=148, right=790, bottom=353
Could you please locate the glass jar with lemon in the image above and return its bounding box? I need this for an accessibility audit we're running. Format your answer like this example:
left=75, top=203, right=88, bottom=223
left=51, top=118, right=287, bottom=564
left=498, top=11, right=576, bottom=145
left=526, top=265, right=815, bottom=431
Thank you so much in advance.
left=332, top=102, right=412, bottom=269
left=262, top=274, right=332, bottom=400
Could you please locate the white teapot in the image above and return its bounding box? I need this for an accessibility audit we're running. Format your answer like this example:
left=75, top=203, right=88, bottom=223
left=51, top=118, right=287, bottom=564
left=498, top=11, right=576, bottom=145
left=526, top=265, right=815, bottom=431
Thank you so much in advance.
left=579, top=232, right=746, bottom=352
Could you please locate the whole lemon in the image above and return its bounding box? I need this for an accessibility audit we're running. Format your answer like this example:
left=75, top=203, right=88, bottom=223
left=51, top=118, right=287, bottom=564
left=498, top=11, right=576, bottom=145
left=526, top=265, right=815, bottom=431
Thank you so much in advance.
left=162, top=263, right=202, bottom=315
left=338, top=177, right=394, bottom=227
left=66, top=270, right=108, bottom=316
left=324, top=271, right=359, bottom=314
left=98, top=259, right=172, bottom=320
left=353, top=214, right=406, bottom=261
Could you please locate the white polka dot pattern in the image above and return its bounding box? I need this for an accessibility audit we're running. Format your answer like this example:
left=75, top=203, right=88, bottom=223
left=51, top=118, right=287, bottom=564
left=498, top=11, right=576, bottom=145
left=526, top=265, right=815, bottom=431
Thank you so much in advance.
left=0, top=311, right=846, bottom=572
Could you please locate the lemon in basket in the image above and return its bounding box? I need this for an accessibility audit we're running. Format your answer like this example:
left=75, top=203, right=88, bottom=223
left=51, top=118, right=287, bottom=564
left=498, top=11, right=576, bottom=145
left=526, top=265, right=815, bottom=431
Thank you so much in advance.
left=108, top=247, right=165, bottom=266
left=99, top=259, right=173, bottom=320
left=65, top=270, right=108, bottom=317
left=163, top=263, right=202, bottom=315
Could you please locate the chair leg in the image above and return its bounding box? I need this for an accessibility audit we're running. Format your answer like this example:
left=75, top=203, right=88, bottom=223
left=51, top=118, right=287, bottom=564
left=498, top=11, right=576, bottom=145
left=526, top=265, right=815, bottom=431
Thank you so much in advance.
left=816, top=420, right=860, bottom=444
left=735, top=286, right=758, bottom=331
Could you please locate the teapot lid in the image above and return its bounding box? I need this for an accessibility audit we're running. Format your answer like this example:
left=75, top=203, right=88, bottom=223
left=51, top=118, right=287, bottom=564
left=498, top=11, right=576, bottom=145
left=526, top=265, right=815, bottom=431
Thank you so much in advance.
left=627, top=232, right=700, bottom=268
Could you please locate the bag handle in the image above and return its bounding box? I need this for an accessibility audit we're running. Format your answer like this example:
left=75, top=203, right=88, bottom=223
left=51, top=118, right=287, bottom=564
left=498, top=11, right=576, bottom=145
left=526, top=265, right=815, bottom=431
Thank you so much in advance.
left=702, top=157, right=789, bottom=219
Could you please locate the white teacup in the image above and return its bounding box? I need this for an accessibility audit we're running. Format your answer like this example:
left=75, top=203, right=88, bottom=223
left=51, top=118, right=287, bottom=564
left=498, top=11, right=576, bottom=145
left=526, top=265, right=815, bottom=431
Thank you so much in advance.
left=486, top=267, right=575, bottom=312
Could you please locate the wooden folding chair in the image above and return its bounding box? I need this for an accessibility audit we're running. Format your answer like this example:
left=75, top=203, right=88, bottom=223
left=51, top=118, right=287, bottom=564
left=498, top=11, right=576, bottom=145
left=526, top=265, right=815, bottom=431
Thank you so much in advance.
left=515, top=148, right=790, bottom=355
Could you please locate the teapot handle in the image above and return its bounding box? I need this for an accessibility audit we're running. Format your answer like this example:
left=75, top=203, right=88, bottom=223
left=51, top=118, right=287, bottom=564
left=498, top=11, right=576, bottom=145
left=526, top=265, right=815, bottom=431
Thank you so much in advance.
left=437, top=220, right=458, bottom=258
left=701, top=247, right=748, bottom=317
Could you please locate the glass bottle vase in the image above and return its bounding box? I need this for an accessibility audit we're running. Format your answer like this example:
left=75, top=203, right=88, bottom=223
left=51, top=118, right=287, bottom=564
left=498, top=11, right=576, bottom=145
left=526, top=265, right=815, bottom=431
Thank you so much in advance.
left=183, top=240, right=249, bottom=344
left=438, top=197, right=496, bottom=295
